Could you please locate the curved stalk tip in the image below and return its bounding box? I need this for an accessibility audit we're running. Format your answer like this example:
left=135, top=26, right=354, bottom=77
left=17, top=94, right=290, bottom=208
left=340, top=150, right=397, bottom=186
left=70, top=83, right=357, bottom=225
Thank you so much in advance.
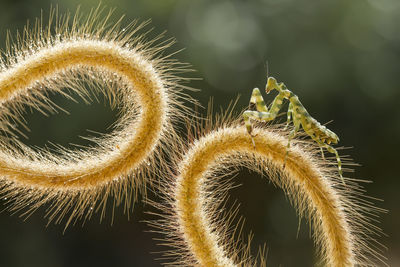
left=0, top=7, right=193, bottom=226
left=153, top=119, right=385, bottom=267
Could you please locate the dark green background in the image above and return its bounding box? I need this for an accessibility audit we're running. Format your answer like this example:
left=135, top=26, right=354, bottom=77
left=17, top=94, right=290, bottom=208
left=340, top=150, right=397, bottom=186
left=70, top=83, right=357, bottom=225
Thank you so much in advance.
left=0, top=0, right=398, bottom=266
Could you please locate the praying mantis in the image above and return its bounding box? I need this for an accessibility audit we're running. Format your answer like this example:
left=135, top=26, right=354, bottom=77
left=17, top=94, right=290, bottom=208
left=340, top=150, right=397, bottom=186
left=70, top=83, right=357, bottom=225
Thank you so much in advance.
left=243, top=76, right=344, bottom=184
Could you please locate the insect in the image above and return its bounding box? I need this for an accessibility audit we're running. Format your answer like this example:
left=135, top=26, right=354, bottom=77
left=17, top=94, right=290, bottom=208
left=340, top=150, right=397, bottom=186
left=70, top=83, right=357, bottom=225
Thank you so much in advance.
left=243, top=76, right=344, bottom=184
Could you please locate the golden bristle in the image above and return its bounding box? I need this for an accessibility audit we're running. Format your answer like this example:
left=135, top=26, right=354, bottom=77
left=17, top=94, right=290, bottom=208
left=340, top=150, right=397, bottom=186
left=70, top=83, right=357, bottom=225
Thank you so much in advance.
left=0, top=6, right=194, bottom=227
left=150, top=107, right=385, bottom=267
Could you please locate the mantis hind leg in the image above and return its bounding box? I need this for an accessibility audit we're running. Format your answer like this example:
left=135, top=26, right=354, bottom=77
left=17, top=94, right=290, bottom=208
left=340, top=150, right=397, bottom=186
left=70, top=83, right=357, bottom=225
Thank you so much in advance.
left=325, top=145, right=344, bottom=184
left=314, top=139, right=344, bottom=184
left=320, top=147, right=325, bottom=160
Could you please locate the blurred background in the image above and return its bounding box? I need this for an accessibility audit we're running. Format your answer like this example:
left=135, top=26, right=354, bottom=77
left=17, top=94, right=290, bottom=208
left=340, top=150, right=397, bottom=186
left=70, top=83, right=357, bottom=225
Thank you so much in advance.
left=0, top=0, right=398, bottom=266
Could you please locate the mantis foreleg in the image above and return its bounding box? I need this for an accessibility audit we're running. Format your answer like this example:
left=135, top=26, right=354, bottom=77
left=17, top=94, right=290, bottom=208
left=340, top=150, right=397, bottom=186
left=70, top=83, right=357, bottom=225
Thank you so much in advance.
left=249, top=88, right=268, bottom=112
left=243, top=88, right=286, bottom=137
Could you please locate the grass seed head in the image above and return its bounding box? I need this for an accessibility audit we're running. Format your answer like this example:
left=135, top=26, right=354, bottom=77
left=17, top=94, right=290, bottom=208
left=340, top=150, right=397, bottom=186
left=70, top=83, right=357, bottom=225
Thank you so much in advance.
left=0, top=6, right=195, bottom=228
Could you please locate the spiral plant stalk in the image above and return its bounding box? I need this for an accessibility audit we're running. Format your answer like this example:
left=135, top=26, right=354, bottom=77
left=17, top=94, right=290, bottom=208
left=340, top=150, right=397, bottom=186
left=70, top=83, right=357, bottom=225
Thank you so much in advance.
left=0, top=7, right=192, bottom=226
left=0, top=6, right=385, bottom=267
left=152, top=111, right=385, bottom=267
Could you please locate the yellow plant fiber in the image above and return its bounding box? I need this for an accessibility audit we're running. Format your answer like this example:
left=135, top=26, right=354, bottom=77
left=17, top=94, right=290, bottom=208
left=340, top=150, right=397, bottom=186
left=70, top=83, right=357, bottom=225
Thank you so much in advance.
left=0, top=8, right=192, bottom=226
left=156, top=118, right=384, bottom=267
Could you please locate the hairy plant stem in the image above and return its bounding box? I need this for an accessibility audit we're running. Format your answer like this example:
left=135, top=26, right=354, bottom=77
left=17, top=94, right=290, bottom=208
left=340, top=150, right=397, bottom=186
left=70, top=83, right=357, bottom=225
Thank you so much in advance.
left=0, top=40, right=165, bottom=188
left=175, top=126, right=354, bottom=267
left=0, top=9, right=191, bottom=225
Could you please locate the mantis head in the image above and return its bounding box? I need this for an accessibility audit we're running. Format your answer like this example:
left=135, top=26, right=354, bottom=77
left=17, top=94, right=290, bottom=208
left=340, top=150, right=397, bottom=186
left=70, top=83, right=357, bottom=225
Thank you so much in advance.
left=265, top=77, right=279, bottom=94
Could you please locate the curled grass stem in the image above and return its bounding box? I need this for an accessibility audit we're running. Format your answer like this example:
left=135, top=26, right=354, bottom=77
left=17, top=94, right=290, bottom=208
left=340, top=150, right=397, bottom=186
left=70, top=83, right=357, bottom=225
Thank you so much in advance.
left=158, top=118, right=384, bottom=266
left=0, top=7, right=192, bottom=226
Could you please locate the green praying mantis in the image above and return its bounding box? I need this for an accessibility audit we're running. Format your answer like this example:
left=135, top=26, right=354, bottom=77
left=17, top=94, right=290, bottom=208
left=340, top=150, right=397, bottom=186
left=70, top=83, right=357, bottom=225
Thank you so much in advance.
left=243, top=76, right=344, bottom=184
